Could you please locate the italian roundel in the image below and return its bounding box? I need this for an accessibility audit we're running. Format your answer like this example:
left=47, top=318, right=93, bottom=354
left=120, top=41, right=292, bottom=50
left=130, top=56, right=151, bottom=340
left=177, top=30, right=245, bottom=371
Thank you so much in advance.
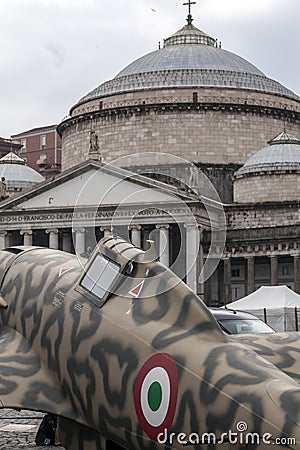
left=134, top=353, right=178, bottom=440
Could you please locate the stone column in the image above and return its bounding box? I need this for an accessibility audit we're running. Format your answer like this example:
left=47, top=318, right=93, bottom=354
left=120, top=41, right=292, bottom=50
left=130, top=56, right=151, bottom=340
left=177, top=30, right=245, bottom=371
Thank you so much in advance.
left=246, top=256, right=255, bottom=295
left=270, top=255, right=278, bottom=286
left=156, top=224, right=170, bottom=267
left=20, top=229, right=33, bottom=246
left=198, top=226, right=205, bottom=298
left=0, top=231, right=8, bottom=250
left=208, top=264, right=219, bottom=305
left=223, top=257, right=232, bottom=305
left=74, top=228, right=85, bottom=256
left=185, top=223, right=199, bottom=293
left=294, top=255, right=300, bottom=294
left=46, top=228, right=59, bottom=250
left=62, top=232, right=72, bottom=253
left=129, top=225, right=142, bottom=248
left=100, top=226, right=112, bottom=238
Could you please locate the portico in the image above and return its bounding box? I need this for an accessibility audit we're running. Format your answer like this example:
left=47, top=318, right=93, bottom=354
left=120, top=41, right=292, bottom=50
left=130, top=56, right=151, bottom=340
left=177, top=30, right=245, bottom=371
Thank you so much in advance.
left=0, top=160, right=212, bottom=295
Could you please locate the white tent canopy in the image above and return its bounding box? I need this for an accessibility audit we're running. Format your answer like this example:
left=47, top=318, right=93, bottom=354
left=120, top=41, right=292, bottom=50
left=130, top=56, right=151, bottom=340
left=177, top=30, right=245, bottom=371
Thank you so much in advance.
left=226, top=286, right=300, bottom=331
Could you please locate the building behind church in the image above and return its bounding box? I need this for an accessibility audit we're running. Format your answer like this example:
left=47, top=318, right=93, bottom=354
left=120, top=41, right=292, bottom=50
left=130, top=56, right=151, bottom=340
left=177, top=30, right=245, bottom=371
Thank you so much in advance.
left=11, top=125, right=62, bottom=179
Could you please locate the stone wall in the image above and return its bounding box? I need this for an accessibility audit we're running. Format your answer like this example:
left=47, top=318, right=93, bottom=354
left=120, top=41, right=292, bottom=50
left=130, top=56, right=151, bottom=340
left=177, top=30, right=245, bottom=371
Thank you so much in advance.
left=127, top=162, right=239, bottom=203
left=71, top=87, right=300, bottom=117
left=61, top=103, right=300, bottom=171
left=234, top=173, right=300, bottom=203
left=226, top=201, right=300, bottom=230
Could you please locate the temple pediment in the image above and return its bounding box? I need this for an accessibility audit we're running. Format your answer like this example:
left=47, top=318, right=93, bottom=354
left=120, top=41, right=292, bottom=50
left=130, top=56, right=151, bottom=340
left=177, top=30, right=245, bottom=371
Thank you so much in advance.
left=0, top=160, right=196, bottom=210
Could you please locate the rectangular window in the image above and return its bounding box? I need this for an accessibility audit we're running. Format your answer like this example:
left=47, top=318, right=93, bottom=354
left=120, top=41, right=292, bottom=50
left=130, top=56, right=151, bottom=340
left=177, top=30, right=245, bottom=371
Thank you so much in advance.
left=21, top=138, right=26, bottom=152
left=231, top=268, right=240, bottom=278
left=231, top=265, right=244, bottom=280
left=41, top=135, right=46, bottom=149
left=281, top=265, right=292, bottom=277
left=80, top=254, right=120, bottom=301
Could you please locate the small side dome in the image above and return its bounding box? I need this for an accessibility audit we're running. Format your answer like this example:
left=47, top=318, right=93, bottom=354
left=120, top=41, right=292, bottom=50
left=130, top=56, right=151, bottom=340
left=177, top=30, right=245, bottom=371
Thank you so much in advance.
left=0, top=152, right=45, bottom=194
left=236, top=131, right=300, bottom=175
left=234, top=132, right=300, bottom=203
left=0, top=152, right=27, bottom=165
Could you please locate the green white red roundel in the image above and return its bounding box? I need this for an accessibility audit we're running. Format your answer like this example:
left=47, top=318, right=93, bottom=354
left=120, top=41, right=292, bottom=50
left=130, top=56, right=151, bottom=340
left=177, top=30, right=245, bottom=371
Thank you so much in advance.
left=134, top=353, right=178, bottom=440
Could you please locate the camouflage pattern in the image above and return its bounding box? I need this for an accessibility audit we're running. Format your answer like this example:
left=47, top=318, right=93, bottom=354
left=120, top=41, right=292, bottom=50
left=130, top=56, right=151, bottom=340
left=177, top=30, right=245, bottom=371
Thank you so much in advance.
left=232, top=332, right=300, bottom=383
left=0, top=236, right=300, bottom=449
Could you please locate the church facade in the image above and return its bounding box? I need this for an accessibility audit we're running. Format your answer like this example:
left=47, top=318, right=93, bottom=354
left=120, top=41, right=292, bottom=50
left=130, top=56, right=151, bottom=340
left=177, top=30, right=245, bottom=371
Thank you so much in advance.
left=1, top=7, right=300, bottom=304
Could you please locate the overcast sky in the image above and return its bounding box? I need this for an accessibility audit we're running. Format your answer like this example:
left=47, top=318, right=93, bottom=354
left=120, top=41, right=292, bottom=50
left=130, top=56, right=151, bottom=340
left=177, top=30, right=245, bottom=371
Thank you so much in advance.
left=0, top=0, right=299, bottom=138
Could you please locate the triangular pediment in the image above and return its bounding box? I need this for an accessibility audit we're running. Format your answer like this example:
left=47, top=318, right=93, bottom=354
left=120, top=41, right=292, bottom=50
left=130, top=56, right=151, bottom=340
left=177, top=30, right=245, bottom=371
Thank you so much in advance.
left=0, top=160, right=196, bottom=210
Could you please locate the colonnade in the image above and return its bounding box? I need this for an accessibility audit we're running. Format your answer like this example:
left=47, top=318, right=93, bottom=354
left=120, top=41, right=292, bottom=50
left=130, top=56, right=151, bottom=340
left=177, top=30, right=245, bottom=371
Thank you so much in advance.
left=2, top=226, right=299, bottom=299
left=222, top=252, right=300, bottom=303
left=0, top=223, right=203, bottom=293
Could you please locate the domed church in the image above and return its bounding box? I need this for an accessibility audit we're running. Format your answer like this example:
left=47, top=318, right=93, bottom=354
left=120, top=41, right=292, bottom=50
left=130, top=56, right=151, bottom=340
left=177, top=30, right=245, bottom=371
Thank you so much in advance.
left=57, top=4, right=300, bottom=303
left=1, top=3, right=299, bottom=305
left=58, top=6, right=300, bottom=176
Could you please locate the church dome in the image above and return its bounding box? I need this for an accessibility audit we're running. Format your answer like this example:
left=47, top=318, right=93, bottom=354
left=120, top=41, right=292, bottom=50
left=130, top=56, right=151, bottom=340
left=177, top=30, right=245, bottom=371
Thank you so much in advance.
left=0, top=152, right=45, bottom=192
left=236, top=131, right=300, bottom=175
left=59, top=11, right=300, bottom=173
left=77, top=22, right=298, bottom=105
left=234, top=131, right=300, bottom=203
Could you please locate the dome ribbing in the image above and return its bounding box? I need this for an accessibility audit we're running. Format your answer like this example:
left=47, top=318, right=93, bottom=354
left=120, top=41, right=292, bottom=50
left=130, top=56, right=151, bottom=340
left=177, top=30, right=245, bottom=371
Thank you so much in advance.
left=75, top=21, right=299, bottom=106
left=0, top=152, right=45, bottom=191
left=236, top=132, right=300, bottom=176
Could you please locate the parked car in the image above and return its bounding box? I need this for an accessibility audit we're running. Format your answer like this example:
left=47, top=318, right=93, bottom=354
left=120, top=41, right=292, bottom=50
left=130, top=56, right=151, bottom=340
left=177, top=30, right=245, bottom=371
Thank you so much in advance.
left=209, top=307, right=275, bottom=335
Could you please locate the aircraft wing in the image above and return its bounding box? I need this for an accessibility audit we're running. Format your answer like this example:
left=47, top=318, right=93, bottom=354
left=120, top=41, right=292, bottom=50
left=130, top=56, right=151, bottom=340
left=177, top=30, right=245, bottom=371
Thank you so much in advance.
left=0, top=324, right=79, bottom=421
left=232, top=332, right=300, bottom=383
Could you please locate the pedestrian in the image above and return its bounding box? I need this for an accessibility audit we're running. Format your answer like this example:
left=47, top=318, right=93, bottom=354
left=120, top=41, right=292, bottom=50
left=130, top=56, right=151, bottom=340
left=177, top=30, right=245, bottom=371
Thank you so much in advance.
left=35, top=414, right=57, bottom=446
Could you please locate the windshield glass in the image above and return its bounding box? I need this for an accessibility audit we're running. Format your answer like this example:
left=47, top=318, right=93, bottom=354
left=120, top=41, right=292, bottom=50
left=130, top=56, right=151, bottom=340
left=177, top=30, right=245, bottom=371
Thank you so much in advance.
left=219, top=319, right=274, bottom=334
left=81, top=254, right=120, bottom=300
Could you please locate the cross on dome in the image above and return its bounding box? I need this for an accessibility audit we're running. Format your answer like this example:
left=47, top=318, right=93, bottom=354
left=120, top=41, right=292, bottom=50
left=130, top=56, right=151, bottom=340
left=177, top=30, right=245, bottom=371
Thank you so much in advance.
left=183, top=0, right=196, bottom=24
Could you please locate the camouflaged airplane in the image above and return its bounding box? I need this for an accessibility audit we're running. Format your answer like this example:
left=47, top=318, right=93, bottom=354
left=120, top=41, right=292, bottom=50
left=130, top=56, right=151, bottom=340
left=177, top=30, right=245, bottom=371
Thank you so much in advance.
left=1, top=235, right=300, bottom=449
